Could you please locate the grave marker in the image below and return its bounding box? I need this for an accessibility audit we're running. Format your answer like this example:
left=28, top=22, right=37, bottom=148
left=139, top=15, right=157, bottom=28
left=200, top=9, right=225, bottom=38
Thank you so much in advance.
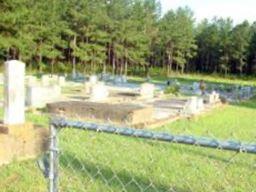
left=4, top=60, right=25, bottom=125
left=90, top=82, right=109, bottom=101
left=140, top=83, right=155, bottom=99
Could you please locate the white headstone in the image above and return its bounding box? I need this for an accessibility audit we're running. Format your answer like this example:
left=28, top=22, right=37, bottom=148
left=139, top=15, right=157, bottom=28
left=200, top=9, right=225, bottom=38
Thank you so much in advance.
left=58, top=76, right=66, bottom=86
left=213, top=91, right=220, bottom=102
left=90, top=83, right=109, bottom=101
left=203, top=91, right=220, bottom=104
left=186, top=96, right=198, bottom=115
left=4, top=60, right=25, bottom=125
left=89, top=75, right=98, bottom=84
left=140, top=83, right=155, bottom=99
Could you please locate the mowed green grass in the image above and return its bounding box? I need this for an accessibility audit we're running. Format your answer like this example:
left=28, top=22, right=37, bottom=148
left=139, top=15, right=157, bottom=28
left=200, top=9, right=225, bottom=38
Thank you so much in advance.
left=0, top=78, right=256, bottom=192
left=129, top=73, right=256, bottom=86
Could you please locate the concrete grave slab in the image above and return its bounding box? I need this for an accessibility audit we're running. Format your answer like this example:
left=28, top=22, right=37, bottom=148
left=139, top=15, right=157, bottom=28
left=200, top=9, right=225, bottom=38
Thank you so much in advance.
left=26, top=85, right=61, bottom=108
left=47, top=101, right=154, bottom=125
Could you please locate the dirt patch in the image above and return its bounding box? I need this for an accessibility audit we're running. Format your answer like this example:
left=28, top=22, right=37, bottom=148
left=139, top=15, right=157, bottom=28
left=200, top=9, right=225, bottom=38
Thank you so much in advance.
left=0, top=123, right=49, bottom=166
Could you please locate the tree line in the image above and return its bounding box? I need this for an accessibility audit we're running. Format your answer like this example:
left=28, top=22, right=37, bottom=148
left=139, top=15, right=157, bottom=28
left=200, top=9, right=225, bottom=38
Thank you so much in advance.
left=0, top=0, right=255, bottom=76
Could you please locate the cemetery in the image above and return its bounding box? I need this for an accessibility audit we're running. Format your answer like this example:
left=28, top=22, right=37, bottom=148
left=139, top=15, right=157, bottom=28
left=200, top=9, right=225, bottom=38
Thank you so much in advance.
left=0, top=60, right=255, bottom=166
left=23, top=72, right=254, bottom=128
left=0, top=60, right=255, bottom=191
left=0, top=62, right=254, bottom=131
left=1, top=0, right=256, bottom=191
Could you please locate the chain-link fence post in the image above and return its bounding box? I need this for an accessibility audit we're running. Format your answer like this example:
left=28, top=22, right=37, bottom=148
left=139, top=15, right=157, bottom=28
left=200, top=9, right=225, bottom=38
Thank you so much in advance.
left=49, top=124, right=58, bottom=192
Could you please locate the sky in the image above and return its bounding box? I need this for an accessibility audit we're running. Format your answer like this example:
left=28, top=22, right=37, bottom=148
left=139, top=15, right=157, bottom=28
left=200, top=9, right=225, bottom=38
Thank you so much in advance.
left=160, top=0, right=256, bottom=24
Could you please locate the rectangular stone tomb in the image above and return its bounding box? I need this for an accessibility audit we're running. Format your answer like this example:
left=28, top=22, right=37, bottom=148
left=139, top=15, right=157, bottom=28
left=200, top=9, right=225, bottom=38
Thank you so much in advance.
left=47, top=101, right=154, bottom=125
left=152, top=99, right=188, bottom=110
left=26, top=85, right=61, bottom=108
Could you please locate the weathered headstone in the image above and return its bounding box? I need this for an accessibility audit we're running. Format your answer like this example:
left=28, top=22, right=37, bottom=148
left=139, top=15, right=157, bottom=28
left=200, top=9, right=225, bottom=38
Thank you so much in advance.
left=0, top=60, right=49, bottom=166
left=4, top=60, right=25, bottom=125
left=140, top=83, right=155, bottom=99
left=203, top=91, right=220, bottom=104
left=89, top=75, right=98, bottom=84
left=185, top=97, right=205, bottom=115
left=90, top=82, right=109, bottom=101
left=58, top=76, right=66, bottom=86
left=185, top=96, right=198, bottom=115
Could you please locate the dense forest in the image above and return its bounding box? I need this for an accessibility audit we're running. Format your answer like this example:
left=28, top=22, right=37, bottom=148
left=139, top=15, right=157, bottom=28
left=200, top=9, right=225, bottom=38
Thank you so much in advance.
left=0, top=0, right=256, bottom=76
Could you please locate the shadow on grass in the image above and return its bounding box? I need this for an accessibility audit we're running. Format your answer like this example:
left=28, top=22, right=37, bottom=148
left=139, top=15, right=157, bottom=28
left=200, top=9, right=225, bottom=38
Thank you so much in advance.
left=59, top=152, right=191, bottom=192
left=141, top=140, right=255, bottom=169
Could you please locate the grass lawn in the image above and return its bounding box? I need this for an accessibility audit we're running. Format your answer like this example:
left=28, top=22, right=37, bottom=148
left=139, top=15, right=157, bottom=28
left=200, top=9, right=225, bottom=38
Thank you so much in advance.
left=0, top=76, right=256, bottom=192
left=129, top=73, right=256, bottom=87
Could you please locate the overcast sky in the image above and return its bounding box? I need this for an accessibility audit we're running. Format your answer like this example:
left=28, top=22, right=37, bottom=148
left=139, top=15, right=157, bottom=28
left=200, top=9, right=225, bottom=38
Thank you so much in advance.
left=160, top=0, right=256, bottom=24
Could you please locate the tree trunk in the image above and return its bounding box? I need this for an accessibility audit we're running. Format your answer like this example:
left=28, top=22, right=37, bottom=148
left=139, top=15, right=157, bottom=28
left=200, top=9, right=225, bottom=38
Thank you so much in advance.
left=18, top=54, right=22, bottom=61
left=167, top=52, right=173, bottom=77
left=175, top=64, right=179, bottom=72
left=181, top=65, right=185, bottom=74
left=83, top=61, right=86, bottom=74
left=124, top=58, right=128, bottom=76
left=112, top=54, right=115, bottom=75
left=72, top=35, right=77, bottom=78
left=120, top=58, right=123, bottom=75
left=6, top=47, right=10, bottom=61
left=107, top=43, right=111, bottom=73
left=51, top=59, right=54, bottom=76
left=145, top=65, right=150, bottom=78
left=124, top=49, right=128, bottom=76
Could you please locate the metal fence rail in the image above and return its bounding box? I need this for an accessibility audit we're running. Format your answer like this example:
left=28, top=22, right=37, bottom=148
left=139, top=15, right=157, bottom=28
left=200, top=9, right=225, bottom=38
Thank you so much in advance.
left=52, top=118, right=256, bottom=154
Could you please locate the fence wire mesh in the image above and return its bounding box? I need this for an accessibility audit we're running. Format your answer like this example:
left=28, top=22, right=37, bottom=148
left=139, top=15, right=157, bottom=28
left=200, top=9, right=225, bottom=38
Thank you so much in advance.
left=50, top=114, right=256, bottom=192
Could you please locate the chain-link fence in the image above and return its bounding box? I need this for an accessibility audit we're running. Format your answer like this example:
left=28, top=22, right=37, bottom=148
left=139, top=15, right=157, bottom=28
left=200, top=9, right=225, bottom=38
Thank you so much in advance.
left=41, top=117, right=256, bottom=192
left=0, top=102, right=256, bottom=192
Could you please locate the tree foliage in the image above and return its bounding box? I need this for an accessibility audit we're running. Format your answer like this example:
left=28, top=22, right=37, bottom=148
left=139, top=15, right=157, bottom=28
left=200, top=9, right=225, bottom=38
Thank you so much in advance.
left=0, top=0, right=255, bottom=76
